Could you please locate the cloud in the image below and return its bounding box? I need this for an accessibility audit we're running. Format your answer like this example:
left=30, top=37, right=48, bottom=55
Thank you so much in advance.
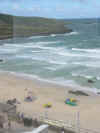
left=28, top=6, right=41, bottom=12
left=12, top=4, right=20, bottom=10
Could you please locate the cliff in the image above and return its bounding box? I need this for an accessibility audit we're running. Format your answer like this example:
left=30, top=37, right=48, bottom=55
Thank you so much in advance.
left=0, top=13, right=72, bottom=40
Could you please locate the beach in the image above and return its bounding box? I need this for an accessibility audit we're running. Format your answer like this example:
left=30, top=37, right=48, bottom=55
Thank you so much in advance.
left=0, top=72, right=100, bottom=132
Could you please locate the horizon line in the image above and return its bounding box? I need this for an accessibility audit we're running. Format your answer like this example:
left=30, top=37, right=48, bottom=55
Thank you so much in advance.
left=0, top=12, right=100, bottom=20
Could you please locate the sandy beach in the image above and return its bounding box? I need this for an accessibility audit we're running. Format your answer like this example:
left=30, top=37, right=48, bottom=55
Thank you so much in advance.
left=0, top=72, right=100, bottom=132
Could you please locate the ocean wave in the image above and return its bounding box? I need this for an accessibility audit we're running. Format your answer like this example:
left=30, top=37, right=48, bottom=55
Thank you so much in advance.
left=65, top=31, right=79, bottom=36
left=72, top=73, right=94, bottom=79
left=51, top=77, right=100, bottom=94
left=31, top=56, right=66, bottom=65
left=32, top=51, right=40, bottom=53
left=58, top=51, right=100, bottom=59
left=28, top=35, right=47, bottom=39
left=4, top=41, right=60, bottom=48
left=97, top=77, right=100, bottom=80
left=48, top=60, right=66, bottom=65
left=45, top=67, right=57, bottom=71
left=36, top=41, right=60, bottom=45
left=72, top=48, right=100, bottom=53
left=0, top=48, right=19, bottom=53
left=4, top=43, right=27, bottom=48
left=72, top=62, right=100, bottom=68
left=72, top=73, right=100, bottom=81
left=50, top=34, right=56, bottom=37
left=58, top=52, right=85, bottom=57
left=15, top=55, right=32, bottom=59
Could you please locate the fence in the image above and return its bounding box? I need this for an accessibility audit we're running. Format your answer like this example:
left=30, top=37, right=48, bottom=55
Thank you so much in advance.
left=38, top=116, right=99, bottom=133
left=24, top=112, right=100, bottom=133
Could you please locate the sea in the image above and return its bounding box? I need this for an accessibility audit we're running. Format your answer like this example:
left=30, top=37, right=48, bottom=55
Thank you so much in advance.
left=0, top=18, right=100, bottom=93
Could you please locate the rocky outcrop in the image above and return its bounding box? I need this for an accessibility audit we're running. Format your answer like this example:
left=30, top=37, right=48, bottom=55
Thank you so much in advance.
left=0, top=59, right=3, bottom=62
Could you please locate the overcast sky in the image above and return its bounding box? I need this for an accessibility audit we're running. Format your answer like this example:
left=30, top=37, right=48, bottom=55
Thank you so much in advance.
left=0, top=0, right=100, bottom=18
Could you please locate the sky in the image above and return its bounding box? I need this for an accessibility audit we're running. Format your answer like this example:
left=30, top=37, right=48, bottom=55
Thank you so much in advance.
left=0, top=0, right=100, bottom=18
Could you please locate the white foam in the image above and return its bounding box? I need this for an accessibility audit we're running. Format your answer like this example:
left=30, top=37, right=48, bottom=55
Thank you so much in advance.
left=32, top=51, right=40, bottom=53
left=15, top=54, right=33, bottom=59
left=79, top=74, right=94, bottom=79
left=58, top=52, right=85, bottom=57
left=96, top=77, right=100, bottom=80
left=36, top=41, right=60, bottom=45
left=72, top=73, right=79, bottom=77
left=72, top=73, right=93, bottom=79
left=4, top=43, right=35, bottom=48
left=58, top=51, right=100, bottom=59
left=72, top=48, right=100, bottom=53
left=45, top=67, right=57, bottom=71
left=72, top=61, right=100, bottom=68
left=0, top=48, right=18, bottom=53
left=4, top=41, right=60, bottom=48
left=49, top=60, right=66, bottom=65
left=72, top=73, right=100, bottom=81
left=50, top=34, right=56, bottom=37
left=65, top=31, right=79, bottom=36
left=28, top=36, right=47, bottom=39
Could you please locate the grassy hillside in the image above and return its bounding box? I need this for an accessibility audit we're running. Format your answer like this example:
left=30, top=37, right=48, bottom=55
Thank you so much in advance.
left=0, top=13, right=72, bottom=39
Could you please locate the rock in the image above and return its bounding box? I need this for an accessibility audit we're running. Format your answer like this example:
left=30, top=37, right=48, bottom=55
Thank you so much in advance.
left=88, top=79, right=94, bottom=83
left=6, top=100, right=13, bottom=105
left=0, top=59, right=3, bottom=62
left=6, top=98, right=20, bottom=105
left=68, top=90, right=89, bottom=96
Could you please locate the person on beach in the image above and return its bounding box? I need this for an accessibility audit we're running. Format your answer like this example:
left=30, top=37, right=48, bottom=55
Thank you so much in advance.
left=20, top=113, right=24, bottom=120
left=61, top=127, right=65, bottom=133
left=8, top=120, right=11, bottom=129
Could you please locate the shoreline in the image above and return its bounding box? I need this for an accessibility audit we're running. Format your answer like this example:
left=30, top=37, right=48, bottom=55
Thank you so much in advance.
left=0, top=70, right=99, bottom=95
left=0, top=71, right=100, bottom=131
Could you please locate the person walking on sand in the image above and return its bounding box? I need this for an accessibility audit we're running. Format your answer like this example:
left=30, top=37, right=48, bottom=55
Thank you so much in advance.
left=61, top=127, right=65, bottom=133
left=8, top=120, right=11, bottom=129
left=20, top=113, right=24, bottom=120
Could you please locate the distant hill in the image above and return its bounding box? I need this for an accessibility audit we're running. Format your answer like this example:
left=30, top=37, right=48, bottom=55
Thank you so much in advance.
left=0, top=13, right=72, bottom=40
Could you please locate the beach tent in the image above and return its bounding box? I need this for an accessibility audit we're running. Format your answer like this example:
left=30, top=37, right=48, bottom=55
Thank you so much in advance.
left=65, top=98, right=77, bottom=106
left=70, top=98, right=77, bottom=102
left=24, top=96, right=33, bottom=102
left=43, top=103, right=52, bottom=108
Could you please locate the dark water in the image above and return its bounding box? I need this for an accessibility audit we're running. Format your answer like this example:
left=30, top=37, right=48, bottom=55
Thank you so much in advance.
left=0, top=18, right=100, bottom=93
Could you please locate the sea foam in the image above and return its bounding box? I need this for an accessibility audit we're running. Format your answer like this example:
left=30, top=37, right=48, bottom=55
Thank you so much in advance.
left=65, top=31, right=79, bottom=36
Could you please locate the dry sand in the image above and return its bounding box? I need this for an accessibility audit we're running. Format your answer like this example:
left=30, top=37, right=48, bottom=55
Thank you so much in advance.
left=0, top=72, right=100, bottom=131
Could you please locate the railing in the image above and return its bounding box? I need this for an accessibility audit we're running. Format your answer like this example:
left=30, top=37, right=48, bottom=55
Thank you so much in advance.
left=39, top=117, right=75, bottom=131
left=24, top=113, right=100, bottom=133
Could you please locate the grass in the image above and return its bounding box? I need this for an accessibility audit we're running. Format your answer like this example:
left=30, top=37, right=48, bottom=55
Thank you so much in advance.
left=0, top=13, right=72, bottom=39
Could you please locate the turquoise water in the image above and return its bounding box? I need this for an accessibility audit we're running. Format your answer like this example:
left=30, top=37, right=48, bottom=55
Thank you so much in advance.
left=0, top=19, right=100, bottom=92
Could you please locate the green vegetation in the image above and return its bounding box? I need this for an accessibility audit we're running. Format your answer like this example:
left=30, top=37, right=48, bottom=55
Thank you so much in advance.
left=0, top=13, right=72, bottom=40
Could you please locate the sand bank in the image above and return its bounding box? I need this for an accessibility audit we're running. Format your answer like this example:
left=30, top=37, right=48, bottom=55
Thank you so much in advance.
left=0, top=72, right=100, bottom=131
